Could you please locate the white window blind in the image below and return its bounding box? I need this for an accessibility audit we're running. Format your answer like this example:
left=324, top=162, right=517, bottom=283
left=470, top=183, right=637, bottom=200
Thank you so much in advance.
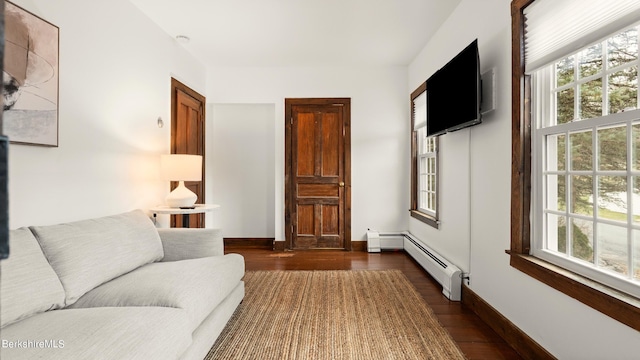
left=413, top=91, right=427, bottom=130
left=524, top=0, right=640, bottom=72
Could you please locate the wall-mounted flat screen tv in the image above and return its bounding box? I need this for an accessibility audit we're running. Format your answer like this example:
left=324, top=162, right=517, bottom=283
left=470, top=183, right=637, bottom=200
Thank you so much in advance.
left=426, top=39, right=481, bottom=137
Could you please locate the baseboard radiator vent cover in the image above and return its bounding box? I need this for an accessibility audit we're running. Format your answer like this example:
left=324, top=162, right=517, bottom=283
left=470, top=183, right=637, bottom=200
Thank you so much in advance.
left=366, top=230, right=462, bottom=301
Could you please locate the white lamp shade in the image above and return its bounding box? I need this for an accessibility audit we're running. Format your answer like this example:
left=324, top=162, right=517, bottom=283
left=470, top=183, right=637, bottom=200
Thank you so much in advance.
left=160, top=154, right=202, bottom=181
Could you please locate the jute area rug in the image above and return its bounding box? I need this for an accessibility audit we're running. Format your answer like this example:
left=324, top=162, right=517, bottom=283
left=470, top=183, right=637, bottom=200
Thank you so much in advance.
left=204, top=270, right=466, bottom=360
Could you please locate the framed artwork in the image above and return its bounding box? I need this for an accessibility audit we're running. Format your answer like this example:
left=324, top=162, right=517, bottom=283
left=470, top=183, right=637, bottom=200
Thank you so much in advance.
left=3, top=1, right=59, bottom=147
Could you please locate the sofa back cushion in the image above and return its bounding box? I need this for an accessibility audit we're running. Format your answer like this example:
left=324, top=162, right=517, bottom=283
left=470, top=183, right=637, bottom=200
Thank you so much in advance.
left=30, top=210, right=164, bottom=305
left=1, top=228, right=66, bottom=327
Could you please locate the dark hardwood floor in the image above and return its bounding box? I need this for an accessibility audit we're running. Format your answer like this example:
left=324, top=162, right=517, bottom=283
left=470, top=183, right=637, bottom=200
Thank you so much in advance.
left=225, top=247, right=523, bottom=360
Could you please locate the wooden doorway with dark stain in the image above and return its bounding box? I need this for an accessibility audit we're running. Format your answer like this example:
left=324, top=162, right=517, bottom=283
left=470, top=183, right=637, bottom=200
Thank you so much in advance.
left=170, top=78, right=205, bottom=228
left=285, top=98, right=351, bottom=250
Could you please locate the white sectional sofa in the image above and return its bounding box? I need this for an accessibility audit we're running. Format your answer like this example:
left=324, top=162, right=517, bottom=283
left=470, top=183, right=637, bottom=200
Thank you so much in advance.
left=0, top=210, right=245, bottom=360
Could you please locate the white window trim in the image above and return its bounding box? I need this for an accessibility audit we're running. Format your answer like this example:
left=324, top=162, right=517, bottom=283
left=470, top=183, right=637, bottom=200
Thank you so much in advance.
left=531, top=26, right=640, bottom=298
left=533, top=109, right=640, bottom=298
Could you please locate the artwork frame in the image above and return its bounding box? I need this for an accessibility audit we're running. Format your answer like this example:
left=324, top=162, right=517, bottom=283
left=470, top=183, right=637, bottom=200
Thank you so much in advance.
left=4, top=1, right=59, bottom=147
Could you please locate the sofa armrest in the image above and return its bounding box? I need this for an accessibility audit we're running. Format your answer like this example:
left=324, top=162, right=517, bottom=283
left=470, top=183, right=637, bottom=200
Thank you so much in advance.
left=157, top=228, right=224, bottom=261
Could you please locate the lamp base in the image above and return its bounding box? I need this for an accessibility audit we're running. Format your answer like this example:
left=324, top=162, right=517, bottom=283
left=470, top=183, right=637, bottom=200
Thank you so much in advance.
left=165, top=181, right=197, bottom=208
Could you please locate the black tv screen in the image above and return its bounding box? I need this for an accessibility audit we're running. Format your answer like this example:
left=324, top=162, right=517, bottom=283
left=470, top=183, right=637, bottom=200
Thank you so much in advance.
left=426, top=39, right=481, bottom=137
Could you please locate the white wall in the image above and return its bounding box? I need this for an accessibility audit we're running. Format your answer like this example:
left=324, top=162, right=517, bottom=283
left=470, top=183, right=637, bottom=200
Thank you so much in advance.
left=206, top=66, right=409, bottom=242
left=8, top=0, right=206, bottom=228
left=12, top=1, right=633, bottom=357
left=408, top=0, right=640, bottom=358
left=208, top=103, right=275, bottom=238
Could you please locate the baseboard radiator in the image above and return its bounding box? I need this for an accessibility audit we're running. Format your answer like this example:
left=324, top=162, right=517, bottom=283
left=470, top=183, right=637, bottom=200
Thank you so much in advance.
left=366, top=230, right=462, bottom=301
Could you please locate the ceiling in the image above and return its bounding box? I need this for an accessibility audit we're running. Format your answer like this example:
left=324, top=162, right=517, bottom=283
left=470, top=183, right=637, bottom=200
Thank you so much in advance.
left=129, top=0, right=461, bottom=67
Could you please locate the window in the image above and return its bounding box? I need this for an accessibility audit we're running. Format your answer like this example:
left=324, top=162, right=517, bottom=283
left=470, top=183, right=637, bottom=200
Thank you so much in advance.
left=533, top=25, right=640, bottom=298
left=411, top=83, right=439, bottom=228
left=418, top=130, right=437, bottom=216
left=511, top=0, right=640, bottom=331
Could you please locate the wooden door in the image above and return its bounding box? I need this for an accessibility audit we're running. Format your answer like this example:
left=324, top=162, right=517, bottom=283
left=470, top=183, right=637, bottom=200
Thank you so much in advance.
left=171, top=78, right=205, bottom=228
left=285, top=98, right=351, bottom=250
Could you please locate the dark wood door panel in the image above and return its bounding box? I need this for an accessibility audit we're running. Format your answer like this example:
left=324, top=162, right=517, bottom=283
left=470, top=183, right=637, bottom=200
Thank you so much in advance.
left=297, top=183, right=339, bottom=198
left=286, top=98, right=350, bottom=250
left=294, top=203, right=342, bottom=249
left=296, top=111, right=316, bottom=177
left=321, top=204, right=339, bottom=235
left=297, top=204, right=315, bottom=235
left=321, top=112, right=341, bottom=177
left=293, top=106, right=342, bottom=178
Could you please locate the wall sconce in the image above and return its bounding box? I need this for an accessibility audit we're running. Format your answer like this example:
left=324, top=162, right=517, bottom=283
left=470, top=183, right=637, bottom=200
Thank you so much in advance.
left=157, top=117, right=164, bottom=128
left=176, top=35, right=190, bottom=44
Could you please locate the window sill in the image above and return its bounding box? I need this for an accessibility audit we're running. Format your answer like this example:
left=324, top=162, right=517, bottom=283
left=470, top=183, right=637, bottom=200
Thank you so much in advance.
left=509, top=253, right=640, bottom=331
left=410, top=210, right=439, bottom=229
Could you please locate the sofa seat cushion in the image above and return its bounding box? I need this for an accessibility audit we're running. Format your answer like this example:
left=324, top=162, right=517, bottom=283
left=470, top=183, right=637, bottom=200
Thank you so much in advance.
left=70, top=254, right=245, bottom=330
left=1, top=228, right=66, bottom=328
left=0, top=306, right=192, bottom=360
left=30, top=210, right=164, bottom=305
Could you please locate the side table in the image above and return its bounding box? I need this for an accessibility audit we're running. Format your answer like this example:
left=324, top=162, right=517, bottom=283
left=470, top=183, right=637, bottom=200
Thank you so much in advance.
left=150, top=204, right=220, bottom=228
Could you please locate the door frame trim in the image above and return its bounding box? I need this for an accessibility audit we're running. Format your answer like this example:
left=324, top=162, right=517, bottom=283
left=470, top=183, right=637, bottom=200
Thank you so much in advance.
left=284, top=98, right=351, bottom=250
left=170, top=78, right=206, bottom=227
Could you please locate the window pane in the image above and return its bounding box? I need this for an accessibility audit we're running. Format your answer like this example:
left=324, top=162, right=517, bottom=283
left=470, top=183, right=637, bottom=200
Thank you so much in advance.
left=598, top=125, right=627, bottom=171
left=557, top=88, right=575, bottom=124
left=547, top=213, right=567, bottom=254
left=634, top=177, right=640, bottom=225
left=417, top=127, right=427, bottom=154
left=425, top=190, right=430, bottom=210
left=579, top=43, right=603, bottom=78
left=571, top=175, right=593, bottom=216
left=556, top=56, right=575, bottom=87
left=634, top=124, right=640, bottom=170
left=608, top=66, right=638, bottom=114
left=571, top=218, right=594, bottom=263
left=570, top=131, right=592, bottom=170
left=547, top=175, right=566, bottom=211
left=547, top=134, right=566, bottom=170
left=597, top=223, right=628, bottom=277
left=635, top=230, right=640, bottom=281
left=580, top=78, right=603, bottom=119
left=598, top=176, right=627, bottom=222
left=427, top=137, right=435, bottom=153
left=608, top=28, right=638, bottom=69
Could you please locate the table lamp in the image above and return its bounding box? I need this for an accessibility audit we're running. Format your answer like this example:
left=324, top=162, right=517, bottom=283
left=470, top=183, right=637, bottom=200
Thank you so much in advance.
left=160, top=154, right=202, bottom=208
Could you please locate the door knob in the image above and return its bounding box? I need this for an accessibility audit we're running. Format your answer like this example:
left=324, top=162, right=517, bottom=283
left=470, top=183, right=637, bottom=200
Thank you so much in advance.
left=339, top=182, right=345, bottom=187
